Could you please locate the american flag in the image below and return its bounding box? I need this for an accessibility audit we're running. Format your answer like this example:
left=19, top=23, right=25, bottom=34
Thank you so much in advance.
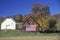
left=26, top=25, right=36, bottom=31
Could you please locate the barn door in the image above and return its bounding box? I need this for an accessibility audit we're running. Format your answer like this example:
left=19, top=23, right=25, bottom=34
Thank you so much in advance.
left=6, top=25, right=11, bottom=29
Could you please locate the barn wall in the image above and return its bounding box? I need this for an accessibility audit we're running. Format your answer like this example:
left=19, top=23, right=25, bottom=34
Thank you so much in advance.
left=1, top=18, right=16, bottom=30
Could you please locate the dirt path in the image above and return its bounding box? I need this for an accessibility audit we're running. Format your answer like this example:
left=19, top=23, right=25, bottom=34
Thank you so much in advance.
left=0, top=36, right=60, bottom=40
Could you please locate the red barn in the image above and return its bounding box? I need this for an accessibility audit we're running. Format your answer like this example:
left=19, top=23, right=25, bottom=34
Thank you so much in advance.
left=22, top=16, right=40, bottom=32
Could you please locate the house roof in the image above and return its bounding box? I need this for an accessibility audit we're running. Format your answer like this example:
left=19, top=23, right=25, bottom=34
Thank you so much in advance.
left=22, top=16, right=40, bottom=26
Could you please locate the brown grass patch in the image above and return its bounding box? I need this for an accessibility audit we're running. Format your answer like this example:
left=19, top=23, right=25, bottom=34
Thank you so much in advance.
left=0, top=36, right=60, bottom=40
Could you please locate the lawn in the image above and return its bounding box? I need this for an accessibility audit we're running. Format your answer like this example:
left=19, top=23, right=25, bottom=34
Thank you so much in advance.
left=0, top=30, right=60, bottom=37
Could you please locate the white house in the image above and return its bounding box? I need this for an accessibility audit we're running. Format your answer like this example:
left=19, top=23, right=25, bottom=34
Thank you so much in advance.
left=1, top=18, right=16, bottom=30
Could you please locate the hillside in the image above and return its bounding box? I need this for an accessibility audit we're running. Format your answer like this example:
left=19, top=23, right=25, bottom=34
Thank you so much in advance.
left=54, top=14, right=60, bottom=19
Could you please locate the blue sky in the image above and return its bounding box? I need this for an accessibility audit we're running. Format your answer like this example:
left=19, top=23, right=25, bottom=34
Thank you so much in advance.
left=0, top=0, right=60, bottom=17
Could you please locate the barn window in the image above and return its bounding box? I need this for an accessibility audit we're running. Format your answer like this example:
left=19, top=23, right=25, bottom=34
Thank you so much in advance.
left=11, top=23, right=13, bottom=25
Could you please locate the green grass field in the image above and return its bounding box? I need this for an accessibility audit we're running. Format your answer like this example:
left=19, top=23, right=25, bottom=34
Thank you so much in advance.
left=0, top=30, right=60, bottom=40
left=0, top=30, right=60, bottom=37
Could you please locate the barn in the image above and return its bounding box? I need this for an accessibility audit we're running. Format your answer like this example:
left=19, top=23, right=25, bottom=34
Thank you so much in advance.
left=22, top=16, right=41, bottom=32
left=1, top=17, right=16, bottom=30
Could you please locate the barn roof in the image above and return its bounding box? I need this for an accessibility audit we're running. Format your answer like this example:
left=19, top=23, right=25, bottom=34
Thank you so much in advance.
left=22, top=16, right=40, bottom=26
left=1, top=17, right=16, bottom=24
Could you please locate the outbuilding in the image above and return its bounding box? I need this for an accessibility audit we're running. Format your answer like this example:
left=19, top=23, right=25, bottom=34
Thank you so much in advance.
left=22, top=16, right=40, bottom=32
left=1, top=18, right=16, bottom=30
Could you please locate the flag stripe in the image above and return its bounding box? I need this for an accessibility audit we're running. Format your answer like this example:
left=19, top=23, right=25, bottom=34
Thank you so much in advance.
left=26, top=25, right=36, bottom=31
